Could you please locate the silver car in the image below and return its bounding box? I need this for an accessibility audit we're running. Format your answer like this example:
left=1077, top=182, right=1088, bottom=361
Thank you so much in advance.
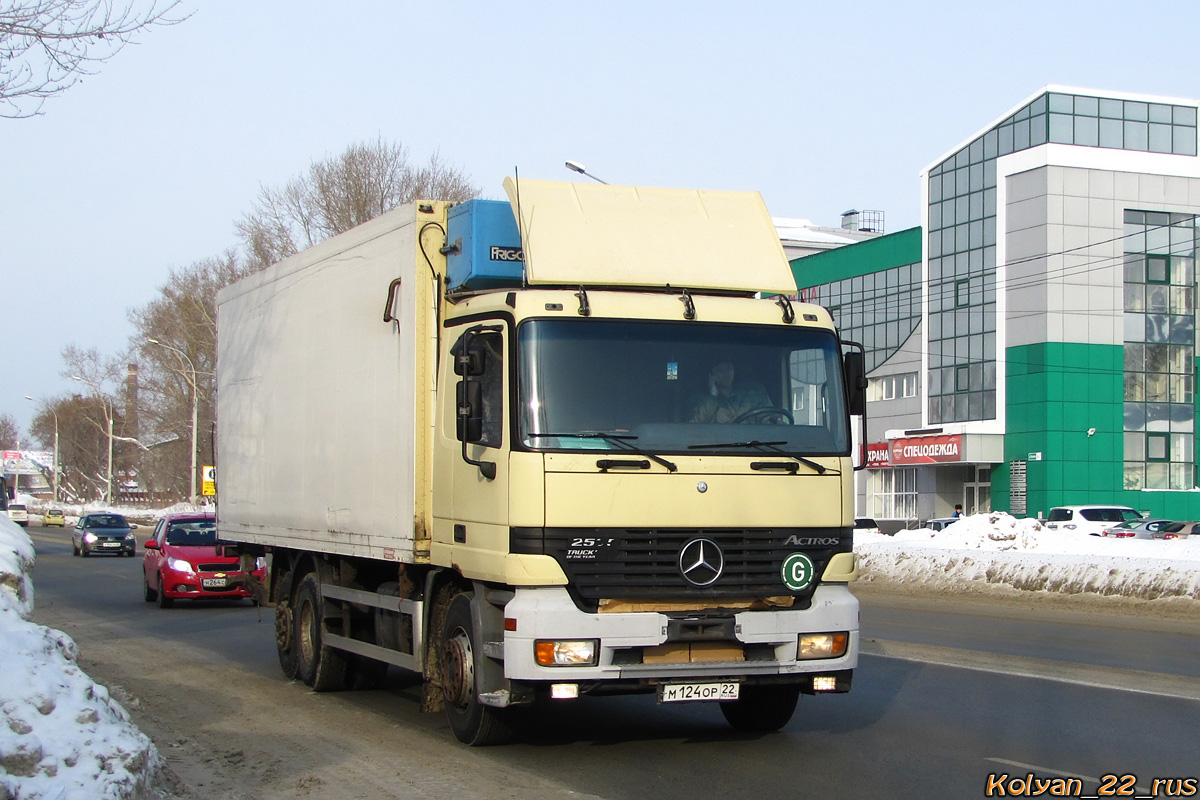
left=72, top=513, right=138, bottom=557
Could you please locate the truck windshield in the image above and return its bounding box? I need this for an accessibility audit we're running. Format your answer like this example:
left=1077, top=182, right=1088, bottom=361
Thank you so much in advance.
left=518, top=319, right=850, bottom=455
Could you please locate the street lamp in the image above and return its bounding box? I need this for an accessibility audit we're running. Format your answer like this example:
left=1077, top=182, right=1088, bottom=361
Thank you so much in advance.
left=564, top=160, right=610, bottom=185
left=71, top=375, right=114, bottom=505
left=148, top=339, right=199, bottom=505
left=23, top=396, right=58, bottom=503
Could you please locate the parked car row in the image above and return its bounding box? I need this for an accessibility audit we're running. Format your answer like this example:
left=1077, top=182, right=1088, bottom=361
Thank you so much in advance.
left=1045, top=505, right=1193, bottom=539
left=856, top=504, right=1194, bottom=539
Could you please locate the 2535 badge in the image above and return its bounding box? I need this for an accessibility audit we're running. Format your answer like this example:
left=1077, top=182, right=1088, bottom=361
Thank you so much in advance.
left=564, top=537, right=619, bottom=561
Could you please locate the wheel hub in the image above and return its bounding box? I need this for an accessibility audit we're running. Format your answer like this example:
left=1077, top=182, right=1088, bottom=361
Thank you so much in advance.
left=442, top=629, right=474, bottom=708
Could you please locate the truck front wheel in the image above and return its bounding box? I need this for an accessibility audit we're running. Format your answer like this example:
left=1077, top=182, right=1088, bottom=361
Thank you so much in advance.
left=294, top=573, right=348, bottom=691
left=439, top=592, right=512, bottom=746
left=719, top=684, right=801, bottom=732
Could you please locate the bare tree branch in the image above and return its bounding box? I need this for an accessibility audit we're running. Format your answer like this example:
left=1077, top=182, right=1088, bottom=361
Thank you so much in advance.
left=0, top=0, right=188, bottom=117
left=236, top=137, right=480, bottom=270
left=0, top=412, right=19, bottom=448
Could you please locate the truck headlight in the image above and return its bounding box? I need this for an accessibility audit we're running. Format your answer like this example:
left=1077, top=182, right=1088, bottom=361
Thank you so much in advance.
left=535, top=640, right=598, bottom=666
left=799, top=632, right=848, bottom=659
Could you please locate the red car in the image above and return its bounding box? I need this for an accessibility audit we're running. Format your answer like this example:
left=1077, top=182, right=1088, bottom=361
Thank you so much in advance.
left=141, top=512, right=264, bottom=608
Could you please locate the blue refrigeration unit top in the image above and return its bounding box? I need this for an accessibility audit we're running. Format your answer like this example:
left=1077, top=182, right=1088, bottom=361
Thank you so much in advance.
left=445, top=199, right=524, bottom=292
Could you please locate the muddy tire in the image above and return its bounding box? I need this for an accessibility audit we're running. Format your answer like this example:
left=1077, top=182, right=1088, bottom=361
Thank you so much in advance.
left=439, top=592, right=512, bottom=746
left=719, top=684, right=800, bottom=732
left=294, top=572, right=348, bottom=691
left=274, top=570, right=299, bottom=679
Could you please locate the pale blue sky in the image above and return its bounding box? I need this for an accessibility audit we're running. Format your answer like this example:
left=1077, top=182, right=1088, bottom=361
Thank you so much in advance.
left=5, top=0, right=1200, bottom=435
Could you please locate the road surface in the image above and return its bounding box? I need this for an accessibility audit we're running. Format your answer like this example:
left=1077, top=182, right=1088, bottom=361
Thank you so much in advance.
left=25, top=523, right=1200, bottom=799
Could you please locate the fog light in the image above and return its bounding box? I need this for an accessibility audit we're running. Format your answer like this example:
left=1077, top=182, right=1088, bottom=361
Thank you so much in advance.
left=535, top=639, right=598, bottom=666
left=812, top=675, right=838, bottom=692
left=799, top=632, right=848, bottom=660
left=551, top=683, right=580, bottom=699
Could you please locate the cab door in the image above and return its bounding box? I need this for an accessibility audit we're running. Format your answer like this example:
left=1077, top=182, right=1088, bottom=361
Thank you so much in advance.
left=432, top=322, right=511, bottom=581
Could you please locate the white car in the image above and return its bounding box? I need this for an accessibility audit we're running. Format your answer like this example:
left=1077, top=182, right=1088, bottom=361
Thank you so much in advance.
left=7, top=503, right=29, bottom=527
left=853, top=517, right=883, bottom=536
left=1044, top=505, right=1143, bottom=536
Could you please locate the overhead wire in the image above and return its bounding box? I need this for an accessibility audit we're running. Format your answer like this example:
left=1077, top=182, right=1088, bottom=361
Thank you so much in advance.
left=804, top=216, right=1200, bottom=387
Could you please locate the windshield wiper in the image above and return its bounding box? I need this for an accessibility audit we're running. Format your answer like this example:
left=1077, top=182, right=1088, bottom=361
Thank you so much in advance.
left=529, top=432, right=678, bottom=473
left=687, top=440, right=832, bottom=475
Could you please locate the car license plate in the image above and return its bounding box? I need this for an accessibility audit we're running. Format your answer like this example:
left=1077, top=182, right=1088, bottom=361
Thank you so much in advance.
left=101, top=542, right=119, bottom=548
left=201, top=577, right=227, bottom=588
left=658, top=682, right=739, bottom=703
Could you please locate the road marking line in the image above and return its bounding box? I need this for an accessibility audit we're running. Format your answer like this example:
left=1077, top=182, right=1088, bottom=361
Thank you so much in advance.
left=985, top=758, right=1149, bottom=796
left=862, top=638, right=1200, bottom=702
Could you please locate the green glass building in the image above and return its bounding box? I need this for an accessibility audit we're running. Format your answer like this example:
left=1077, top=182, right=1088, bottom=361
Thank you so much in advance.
left=791, top=86, right=1200, bottom=528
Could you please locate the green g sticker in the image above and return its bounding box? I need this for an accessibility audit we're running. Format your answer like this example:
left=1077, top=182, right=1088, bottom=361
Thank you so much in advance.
left=781, top=553, right=815, bottom=591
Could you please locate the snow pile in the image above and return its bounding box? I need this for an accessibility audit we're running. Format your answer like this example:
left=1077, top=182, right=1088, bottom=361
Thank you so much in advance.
left=856, top=512, right=1200, bottom=601
left=0, top=516, right=162, bottom=800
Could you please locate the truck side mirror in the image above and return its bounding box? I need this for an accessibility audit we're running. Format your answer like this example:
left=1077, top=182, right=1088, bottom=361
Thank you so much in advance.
left=843, top=350, right=867, bottom=417
left=454, top=344, right=486, bottom=376
left=456, top=380, right=484, bottom=442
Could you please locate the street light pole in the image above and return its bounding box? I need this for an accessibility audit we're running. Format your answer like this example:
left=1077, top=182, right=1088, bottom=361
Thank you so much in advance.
left=564, top=160, right=610, bottom=185
left=71, top=375, right=114, bottom=505
left=24, top=396, right=59, bottom=503
left=148, top=339, right=200, bottom=505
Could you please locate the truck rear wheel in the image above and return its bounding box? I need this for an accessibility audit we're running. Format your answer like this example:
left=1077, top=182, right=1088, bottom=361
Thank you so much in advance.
left=719, top=684, right=800, bottom=732
left=294, top=573, right=348, bottom=691
left=439, top=592, right=512, bottom=746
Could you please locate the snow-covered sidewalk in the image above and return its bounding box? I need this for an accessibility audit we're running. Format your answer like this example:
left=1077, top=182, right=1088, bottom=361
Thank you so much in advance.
left=855, top=511, right=1200, bottom=601
left=0, top=515, right=162, bottom=800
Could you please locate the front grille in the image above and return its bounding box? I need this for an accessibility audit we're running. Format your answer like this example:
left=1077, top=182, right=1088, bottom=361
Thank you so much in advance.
left=197, top=563, right=239, bottom=573
left=511, top=527, right=850, bottom=608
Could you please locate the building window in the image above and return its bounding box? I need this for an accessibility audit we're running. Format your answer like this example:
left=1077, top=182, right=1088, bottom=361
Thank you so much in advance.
left=870, top=467, right=917, bottom=520
left=1123, top=210, right=1197, bottom=491
left=926, top=91, right=1200, bottom=426
left=1046, top=92, right=1197, bottom=156
left=868, top=372, right=919, bottom=402
left=819, top=261, right=922, bottom=373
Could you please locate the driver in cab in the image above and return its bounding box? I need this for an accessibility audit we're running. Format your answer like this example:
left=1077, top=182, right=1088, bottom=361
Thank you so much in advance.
left=688, top=361, right=776, bottom=424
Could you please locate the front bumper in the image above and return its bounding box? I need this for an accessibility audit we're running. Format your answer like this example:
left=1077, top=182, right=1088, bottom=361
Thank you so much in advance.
left=501, top=584, right=858, bottom=684
left=87, top=537, right=134, bottom=554
left=161, top=569, right=264, bottom=599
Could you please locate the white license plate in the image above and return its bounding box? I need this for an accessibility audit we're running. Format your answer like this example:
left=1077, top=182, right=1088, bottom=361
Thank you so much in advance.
left=201, top=578, right=228, bottom=588
left=101, top=542, right=120, bottom=547
left=658, top=682, right=739, bottom=703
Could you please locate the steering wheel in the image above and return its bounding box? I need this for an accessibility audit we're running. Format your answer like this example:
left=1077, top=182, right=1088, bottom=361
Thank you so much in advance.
left=731, top=406, right=794, bottom=425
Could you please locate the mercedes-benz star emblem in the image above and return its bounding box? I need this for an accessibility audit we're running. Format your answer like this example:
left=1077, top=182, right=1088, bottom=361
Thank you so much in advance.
left=678, top=538, right=724, bottom=587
